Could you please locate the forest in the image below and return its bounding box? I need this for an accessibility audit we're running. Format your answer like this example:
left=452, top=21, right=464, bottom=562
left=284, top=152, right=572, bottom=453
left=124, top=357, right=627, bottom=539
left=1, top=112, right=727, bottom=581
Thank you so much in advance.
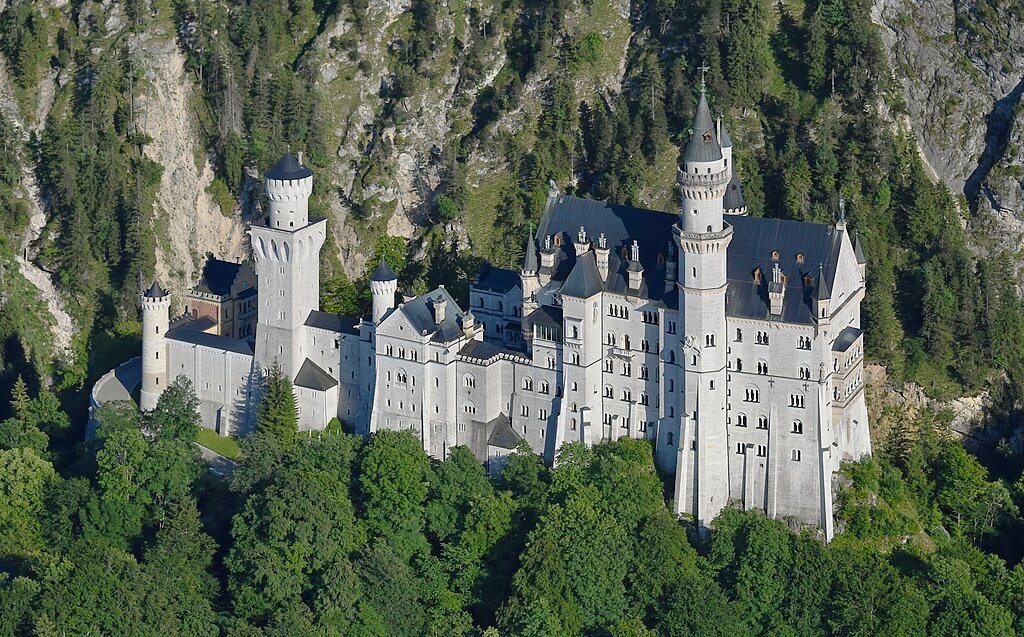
left=1, top=372, right=1023, bottom=636
left=1, top=0, right=1024, bottom=633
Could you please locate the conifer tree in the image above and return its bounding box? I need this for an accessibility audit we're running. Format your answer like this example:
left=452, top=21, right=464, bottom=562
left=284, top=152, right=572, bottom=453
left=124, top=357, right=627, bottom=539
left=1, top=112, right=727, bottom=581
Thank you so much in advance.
left=256, top=363, right=298, bottom=449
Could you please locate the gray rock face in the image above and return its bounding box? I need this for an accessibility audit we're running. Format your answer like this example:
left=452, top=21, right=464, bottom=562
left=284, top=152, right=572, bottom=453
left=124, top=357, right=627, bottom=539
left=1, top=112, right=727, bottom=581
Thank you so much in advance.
left=873, top=0, right=1023, bottom=220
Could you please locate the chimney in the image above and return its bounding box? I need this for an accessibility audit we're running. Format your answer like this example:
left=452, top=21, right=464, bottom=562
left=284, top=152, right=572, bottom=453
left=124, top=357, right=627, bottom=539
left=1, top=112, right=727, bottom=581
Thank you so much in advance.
left=433, top=295, right=447, bottom=324
left=573, top=226, right=591, bottom=256
left=461, top=310, right=475, bottom=336
left=768, top=263, right=785, bottom=316
left=665, top=241, right=677, bottom=284
left=595, top=233, right=609, bottom=281
left=627, top=240, right=643, bottom=291
left=297, top=150, right=304, bottom=165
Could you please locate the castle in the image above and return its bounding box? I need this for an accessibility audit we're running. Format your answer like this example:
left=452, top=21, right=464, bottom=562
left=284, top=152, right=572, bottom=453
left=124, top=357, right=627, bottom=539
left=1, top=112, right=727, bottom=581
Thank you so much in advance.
left=139, top=89, right=870, bottom=536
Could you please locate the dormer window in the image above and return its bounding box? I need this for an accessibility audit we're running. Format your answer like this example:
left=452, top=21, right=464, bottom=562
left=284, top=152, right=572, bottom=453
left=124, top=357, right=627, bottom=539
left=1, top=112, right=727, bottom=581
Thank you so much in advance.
left=804, top=274, right=814, bottom=287
left=771, top=250, right=780, bottom=260
left=702, top=131, right=712, bottom=143
left=657, top=253, right=665, bottom=266
left=796, top=252, right=805, bottom=264
left=553, top=233, right=563, bottom=247
left=753, top=267, right=762, bottom=284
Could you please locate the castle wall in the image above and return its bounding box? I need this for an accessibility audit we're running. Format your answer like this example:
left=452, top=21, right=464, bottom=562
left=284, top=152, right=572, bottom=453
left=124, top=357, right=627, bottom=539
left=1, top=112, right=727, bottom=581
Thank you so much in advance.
left=166, top=340, right=255, bottom=436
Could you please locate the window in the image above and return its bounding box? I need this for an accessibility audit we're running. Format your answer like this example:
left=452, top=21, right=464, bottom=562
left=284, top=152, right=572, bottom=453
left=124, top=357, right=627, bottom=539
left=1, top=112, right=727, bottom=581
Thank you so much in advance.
left=667, top=432, right=674, bottom=446
left=571, top=381, right=578, bottom=391
left=641, top=421, right=650, bottom=433
left=757, top=416, right=768, bottom=429
left=604, top=359, right=614, bottom=373
left=736, top=443, right=746, bottom=454
left=744, top=388, right=760, bottom=402
left=640, top=366, right=649, bottom=380
left=572, top=352, right=580, bottom=365
left=604, top=385, right=614, bottom=398
left=521, top=404, right=529, bottom=417
left=523, top=377, right=533, bottom=391
left=621, top=362, right=631, bottom=376
left=547, top=356, right=555, bottom=369
left=539, top=408, right=548, bottom=420
left=705, top=334, right=716, bottom=347
left=736, top=413, right=748, bottom=427
left=639, top=393, right=649, bottom=406
left=463, top=374, right=475, bottom=388
left=540, top=380, right=550, bottom=394
left=790, top=393, right=805, bottom=408
left=606, top=332, right=616, bottom=346
left=622, top=388, right=632, bottom=401
left=571, top=325, right=579, bottom=339
left=799, top=366, right=811, bottom=380
left=792, top=420, right=803, bottom=434
left=709, top=380, right=716, bottom=390
left=770, top=250, right=779, bottom=260
left=756, top=331, right=769, bottom=345
left=736, top=328, right=742, bottom=341
left=798, top=335, right=811, bottom=349
left=666, top=321, right=677, bottom=335
left=757, top=444, right=767, bottom=457
left=736, top=358, right=743, bottom=372
left=757, top=361, right=768, bottom=375
left=464, top=402, right=476, bottom=414
left=792, top=449, right=802, bottom=461
left=668, top=379, right=675, bottom=392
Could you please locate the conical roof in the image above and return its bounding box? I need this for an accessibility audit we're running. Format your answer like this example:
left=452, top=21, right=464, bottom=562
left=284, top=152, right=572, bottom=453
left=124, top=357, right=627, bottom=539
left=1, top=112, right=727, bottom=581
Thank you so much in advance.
left=723, top=174, right=746, bottom=210
left=265, top=153, right=313, bottom=180
left=683, top=91, right=723, bottom=163
left=816, top=264, right=831, bottom=301
left=144, top=280, right=167, bottom=298
left=370, top=260, right=398, bottom=282
left=719, top=118, right=733, bottom=148
left=854, top=233, right=866, bottom=264
left=523, top=227, right=538, bottom=273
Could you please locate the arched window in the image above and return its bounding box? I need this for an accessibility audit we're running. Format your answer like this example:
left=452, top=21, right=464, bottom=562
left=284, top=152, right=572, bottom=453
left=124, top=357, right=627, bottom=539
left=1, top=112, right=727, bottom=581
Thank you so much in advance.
left=736, top=358, right=743, bottom=372
left=736, top=413, right=748, bottom=427
left=571, top=352, right=580, bottom=365
left=622, top=388, right=631, bottom=401
left=463, top=401, right=476, bottom=414
left=757, top=416, right=768, bottom=429
left=463, top=374, right=475, bottom=388
left=571, top=381, right=578, bottom=391
left=792, top=420, right=803, bottom=434
left=667, top=432, right=674, bottom=446
left=540, top=381, right=550, bottom=394
left=572, top=325, right=579, bottom=339
left=522, top=377, right=533, bottom=391
left=604, top=385, right=613, bottom=398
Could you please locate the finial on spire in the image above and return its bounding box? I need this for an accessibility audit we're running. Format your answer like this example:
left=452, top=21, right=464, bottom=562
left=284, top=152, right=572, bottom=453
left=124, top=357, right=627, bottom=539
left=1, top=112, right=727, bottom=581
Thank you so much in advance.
left=598, top=232, right=607, bottom=249
left=544, top=234, right=551, bottom=250
left=578, top=226, right=587, bottom=244
left=699, top=61, right=710, bottom=94
left=838, top=195, right=846, bottom=223
left=631, top=240, right=640, bottom=262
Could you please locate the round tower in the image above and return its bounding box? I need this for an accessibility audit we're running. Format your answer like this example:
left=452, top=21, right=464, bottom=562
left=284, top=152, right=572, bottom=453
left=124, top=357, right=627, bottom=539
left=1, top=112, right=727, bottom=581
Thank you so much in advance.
left=679, top=92, right=729, bottom=234
left=370, top=260, right=398, bottom=325
left=140, top=281, right=171, bottom=411
left=265, top=152, right=314, bottom=230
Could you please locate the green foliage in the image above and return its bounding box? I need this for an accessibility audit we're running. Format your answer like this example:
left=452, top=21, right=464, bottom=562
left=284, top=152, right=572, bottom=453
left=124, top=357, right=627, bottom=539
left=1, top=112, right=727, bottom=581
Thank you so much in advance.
left=256, top=363, right=299, bottom=449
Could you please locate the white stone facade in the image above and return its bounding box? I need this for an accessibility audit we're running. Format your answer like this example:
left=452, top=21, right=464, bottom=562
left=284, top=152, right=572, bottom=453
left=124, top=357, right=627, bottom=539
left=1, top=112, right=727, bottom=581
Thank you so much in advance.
left=138, top=98, right=871, bottom=535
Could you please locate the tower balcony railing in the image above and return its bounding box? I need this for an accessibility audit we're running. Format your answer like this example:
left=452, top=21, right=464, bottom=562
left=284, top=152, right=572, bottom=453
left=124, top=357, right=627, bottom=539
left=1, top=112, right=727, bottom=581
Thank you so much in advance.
left=608, top=346, right=634, bottom=360
left=674, top=223, right=734, bottom=242
left=677, top=168, right=729, bottom=187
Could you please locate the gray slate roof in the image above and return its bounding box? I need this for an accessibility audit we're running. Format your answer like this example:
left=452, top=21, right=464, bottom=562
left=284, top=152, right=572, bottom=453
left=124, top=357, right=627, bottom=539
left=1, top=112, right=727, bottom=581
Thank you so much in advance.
left=683, top=92, right=723, bottom=163
left=294, top=358, right=338, bottom=391
left=854, top=233, right=866, bottom=264
left=265, top=153, right=313, bottom=180
left=724, top=174, right=746, bottom=211
left=370, top=260, right=398, bottom=282
left=561, top=251, right=605, bottom=298
left=398, top=286, right=465, bottom=342
left=719, top=119, right=733, bottom=148
left=194, top=257, right=241, bottom=296
left=305, top=310, right=360, bottom=335
left=533, top=194, right=847, bottom=325
left=523, top=227, right=539, bottom=273
left=166, top=323, right=253, bottom=355
left=487, top=413, right=522, bottom=449
left=144, top=281, right=167, bottom=298
left=833, top=326, right=863, bottom=352
left=476, top=264, right=521, bottom=294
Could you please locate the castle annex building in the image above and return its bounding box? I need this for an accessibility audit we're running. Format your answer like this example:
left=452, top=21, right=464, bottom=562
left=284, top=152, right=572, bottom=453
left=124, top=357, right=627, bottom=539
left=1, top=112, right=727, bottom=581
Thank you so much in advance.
left=139, top=91, right=870, bottom=536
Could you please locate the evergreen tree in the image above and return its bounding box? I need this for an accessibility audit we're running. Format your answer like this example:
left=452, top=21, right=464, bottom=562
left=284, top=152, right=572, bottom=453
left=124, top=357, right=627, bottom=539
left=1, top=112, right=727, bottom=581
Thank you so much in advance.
left=256, top=363, right=299, bottom=449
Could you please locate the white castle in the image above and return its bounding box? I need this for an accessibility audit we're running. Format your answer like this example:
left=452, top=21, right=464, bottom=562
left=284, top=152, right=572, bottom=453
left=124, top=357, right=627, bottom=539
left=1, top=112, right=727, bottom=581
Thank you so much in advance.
left=139, top=90, right=870, bottom=536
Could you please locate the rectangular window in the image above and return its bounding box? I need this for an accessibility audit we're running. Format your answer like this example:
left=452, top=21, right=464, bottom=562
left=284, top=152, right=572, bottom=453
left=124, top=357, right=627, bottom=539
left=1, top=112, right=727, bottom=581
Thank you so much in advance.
left=757, top=445, right=767, bottom=457
left=736, top=442, right=745, bottom=454
left=792, top=449, right=802, bottom=461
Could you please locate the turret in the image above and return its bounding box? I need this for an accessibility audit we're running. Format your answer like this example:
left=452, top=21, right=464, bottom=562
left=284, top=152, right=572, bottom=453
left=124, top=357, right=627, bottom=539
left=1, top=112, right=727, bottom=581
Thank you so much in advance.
left=717, top=117, right=734, bottom=178
left=370, top=260, right=398, bottom=325
left=723, top=174, right=748, bottom=216
left=627, top=240, right=643, bottom=291
left=140, top=281, right=171, bottom=411
left=521, top=228, right=541, bottom=318
left=854, top=232, right=866, bottom=281
left=595, top=233, right=610, bottom=281
left=539, top=234, right=556, bottom=286
left=814, top=263, right=831, bottom=323
left=265, top=152, right=313, bottom=230
left=678, top=89, right=729, bottom=234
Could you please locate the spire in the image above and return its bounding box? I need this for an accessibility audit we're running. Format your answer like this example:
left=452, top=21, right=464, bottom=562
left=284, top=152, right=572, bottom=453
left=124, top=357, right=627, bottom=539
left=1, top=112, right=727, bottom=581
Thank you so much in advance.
left=816, top=264, right=831, bottom=301
left=370, top=259, right=398, bottom=282
left=723, top=174, right=747, bottom=214
left=523, top=226, right=539, bottom=273
left=718, top=117, right=733, bottom=148
left=683, top=90, right=723, bottom=164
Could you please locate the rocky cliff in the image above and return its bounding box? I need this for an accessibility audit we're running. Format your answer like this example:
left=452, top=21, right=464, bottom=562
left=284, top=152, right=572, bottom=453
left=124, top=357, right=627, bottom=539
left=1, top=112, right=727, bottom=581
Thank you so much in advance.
left=873, top=0, right=1023, bottom=242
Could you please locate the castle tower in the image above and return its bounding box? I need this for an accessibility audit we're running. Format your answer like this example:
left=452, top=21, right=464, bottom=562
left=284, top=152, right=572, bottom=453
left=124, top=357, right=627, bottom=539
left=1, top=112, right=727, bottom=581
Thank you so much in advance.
left=717, top=117, right=734, bottom=179
left=674, top=87, right=733, bottom=530
left=140, top=281, right=171, bottom=411
left=370, top=260, right=398, bottom=325
left=251, top=153, right=327, bottom=379
left=521, top=227, right=540, bottom=319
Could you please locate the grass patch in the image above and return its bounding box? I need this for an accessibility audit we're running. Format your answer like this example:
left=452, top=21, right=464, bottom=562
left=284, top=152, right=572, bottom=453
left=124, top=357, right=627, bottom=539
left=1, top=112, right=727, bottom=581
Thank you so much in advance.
left=196, top=427, right=243, bottom=460
left=463, top=166, right=514, bottom=258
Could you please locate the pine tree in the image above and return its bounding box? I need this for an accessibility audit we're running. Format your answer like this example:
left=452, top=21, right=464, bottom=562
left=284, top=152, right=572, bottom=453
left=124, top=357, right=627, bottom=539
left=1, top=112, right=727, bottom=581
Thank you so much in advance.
left=256, top=363, right=298, bottom=449
left=10, top=376, right=29, bottom=415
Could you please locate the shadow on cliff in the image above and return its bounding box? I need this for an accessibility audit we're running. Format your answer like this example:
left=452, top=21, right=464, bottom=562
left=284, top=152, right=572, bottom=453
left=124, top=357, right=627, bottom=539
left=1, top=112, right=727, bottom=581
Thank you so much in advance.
left=964, top=77, right=1024, bottom=213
